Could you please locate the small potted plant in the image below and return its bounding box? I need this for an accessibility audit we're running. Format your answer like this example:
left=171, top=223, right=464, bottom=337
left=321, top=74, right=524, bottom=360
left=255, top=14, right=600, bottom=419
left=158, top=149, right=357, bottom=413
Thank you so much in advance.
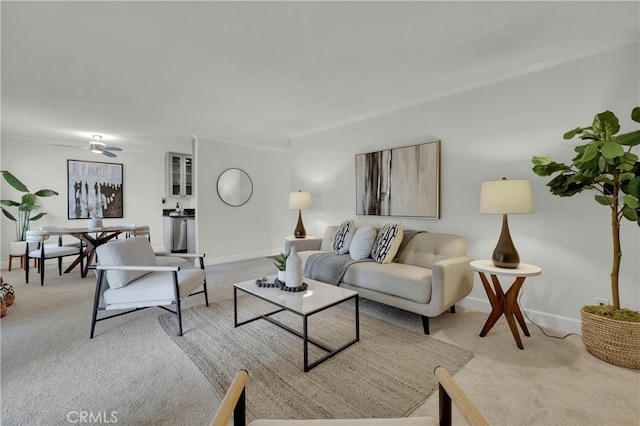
left=1, top=171, right=59, bottom=255
left=273, top=252, right=289, bottom=283
left=531, top=107, right=640, bottom=369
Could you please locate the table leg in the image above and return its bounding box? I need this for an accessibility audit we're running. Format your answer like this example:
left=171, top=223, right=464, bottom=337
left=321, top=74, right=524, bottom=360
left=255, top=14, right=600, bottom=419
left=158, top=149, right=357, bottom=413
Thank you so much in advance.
left=478, top=271, right=529, bottom=349
left=505, top=277, right=530, bottom=337
left=478, top=272, right=504, bottom=337
left=303, top=315, right=309, bottom=372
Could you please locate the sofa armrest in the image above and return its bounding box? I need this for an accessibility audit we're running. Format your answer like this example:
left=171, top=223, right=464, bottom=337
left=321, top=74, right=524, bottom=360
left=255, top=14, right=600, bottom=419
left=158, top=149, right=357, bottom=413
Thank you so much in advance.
left=430, top=256, right=475, bottom=314
left=284, top=237, right=322, bottom=254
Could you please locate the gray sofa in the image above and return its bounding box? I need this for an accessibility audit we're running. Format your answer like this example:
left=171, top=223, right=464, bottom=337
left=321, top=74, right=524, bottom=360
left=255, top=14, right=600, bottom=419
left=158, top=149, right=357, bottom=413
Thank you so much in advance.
left=290, top=225, right=474, bottom=334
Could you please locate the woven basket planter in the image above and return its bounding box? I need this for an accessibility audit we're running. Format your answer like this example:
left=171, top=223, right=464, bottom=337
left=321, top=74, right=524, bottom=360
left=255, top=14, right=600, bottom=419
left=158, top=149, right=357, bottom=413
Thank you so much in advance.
left=581, top=309, right=640, bottom=369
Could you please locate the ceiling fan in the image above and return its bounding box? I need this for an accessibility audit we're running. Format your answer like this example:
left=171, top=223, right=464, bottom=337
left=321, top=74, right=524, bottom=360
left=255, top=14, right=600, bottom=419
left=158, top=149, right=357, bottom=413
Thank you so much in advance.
left=53, top=135, right=123, bottom=157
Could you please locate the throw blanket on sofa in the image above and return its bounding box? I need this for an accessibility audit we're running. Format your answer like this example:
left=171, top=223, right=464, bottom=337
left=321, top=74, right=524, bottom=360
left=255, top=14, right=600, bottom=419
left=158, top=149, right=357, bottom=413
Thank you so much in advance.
left=303, top=253, right=374, bottom=285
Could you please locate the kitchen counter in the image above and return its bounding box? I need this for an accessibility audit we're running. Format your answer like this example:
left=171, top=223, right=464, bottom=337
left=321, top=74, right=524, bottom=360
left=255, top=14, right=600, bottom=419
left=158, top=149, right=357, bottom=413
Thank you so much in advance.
left=162, top=208, right=195, bottom=217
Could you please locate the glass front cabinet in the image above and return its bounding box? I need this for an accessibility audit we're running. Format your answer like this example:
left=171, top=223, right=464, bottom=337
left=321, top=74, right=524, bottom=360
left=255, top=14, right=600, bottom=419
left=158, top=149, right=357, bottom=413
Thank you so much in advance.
left=166, top=152, right=193, bottom=198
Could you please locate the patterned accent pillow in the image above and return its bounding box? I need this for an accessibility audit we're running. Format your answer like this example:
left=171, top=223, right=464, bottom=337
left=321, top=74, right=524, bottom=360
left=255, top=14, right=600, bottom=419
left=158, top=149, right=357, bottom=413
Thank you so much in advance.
left=371, top=223, right=404, bottom=264
left=333, top=219, right=356, bottom=255
left=349, top=223, right=377, bottom=260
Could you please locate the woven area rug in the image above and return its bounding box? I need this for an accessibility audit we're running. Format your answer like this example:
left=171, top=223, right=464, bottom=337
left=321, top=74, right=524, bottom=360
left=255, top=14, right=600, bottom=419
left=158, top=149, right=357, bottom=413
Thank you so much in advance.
left=159, top=296, right=473, bottom=422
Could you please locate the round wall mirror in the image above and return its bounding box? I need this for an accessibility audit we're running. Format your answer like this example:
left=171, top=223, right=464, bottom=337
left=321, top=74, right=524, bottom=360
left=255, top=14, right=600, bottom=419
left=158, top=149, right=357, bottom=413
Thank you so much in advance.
left=217, top=168, right=253, bottom=207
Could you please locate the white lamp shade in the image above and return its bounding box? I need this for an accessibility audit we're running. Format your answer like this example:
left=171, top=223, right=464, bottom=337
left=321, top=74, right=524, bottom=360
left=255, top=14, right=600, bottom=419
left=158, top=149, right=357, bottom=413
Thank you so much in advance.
left=480, top=179, right=534, bottom=214
left=289, top=191, right=312, bottom=210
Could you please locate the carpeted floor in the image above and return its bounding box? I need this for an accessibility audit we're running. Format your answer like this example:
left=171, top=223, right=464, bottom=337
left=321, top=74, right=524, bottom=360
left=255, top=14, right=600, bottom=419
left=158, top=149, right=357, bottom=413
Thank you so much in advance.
left=1, top=257, right=639, bottom=425
left=159, top=297, right=472, bottom=422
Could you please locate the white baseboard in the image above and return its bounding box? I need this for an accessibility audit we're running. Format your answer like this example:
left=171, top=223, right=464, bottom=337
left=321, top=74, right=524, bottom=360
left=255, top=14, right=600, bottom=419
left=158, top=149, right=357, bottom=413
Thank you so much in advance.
left=205, top=249, right=279, bottom=265
left=459, top=296, right=582, bottom=335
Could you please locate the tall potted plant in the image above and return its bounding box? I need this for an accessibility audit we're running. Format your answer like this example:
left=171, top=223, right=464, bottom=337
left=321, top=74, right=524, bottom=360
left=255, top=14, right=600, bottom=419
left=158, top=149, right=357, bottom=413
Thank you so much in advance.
left=1, top=171, right=59, bottom=253
left=532, top=107, right=640, bottom=369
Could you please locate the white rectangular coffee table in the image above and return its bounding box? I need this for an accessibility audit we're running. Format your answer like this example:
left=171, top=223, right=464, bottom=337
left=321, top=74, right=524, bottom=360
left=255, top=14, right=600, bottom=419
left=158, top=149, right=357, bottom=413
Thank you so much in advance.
left=233, top=277, right=359, bottom=372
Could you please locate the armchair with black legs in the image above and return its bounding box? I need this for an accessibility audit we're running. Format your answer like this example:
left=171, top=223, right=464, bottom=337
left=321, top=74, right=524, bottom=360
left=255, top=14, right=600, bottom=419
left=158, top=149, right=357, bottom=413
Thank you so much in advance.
left=90, top=236, right=208, bottom=338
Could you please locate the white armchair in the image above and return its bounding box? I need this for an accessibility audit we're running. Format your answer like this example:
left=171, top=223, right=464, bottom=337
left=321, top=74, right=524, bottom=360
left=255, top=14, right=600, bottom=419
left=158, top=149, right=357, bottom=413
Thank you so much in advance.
left=90, top=236, right=208, bottom=338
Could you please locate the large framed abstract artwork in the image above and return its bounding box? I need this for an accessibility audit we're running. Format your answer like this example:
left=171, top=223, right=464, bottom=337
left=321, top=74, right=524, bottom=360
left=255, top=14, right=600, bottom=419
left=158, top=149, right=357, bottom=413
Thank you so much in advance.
left=67, top=160, right=123, bottom=219
left=355, top=140, right=440, bottom=218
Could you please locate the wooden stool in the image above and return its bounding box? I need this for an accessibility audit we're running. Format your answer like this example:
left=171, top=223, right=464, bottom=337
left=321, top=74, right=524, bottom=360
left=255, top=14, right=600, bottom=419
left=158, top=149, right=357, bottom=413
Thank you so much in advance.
left=8, top=254, right=25, bottom=271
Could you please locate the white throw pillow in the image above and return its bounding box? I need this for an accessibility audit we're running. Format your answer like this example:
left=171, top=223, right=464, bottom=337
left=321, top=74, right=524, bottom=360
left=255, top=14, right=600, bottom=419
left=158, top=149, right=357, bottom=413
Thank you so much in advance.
left=333, top=219, right=356, bottom=255
left=96, top=237, right=157, bottom=289
left=349, top=223, right=377, bottom=260
left=371, top=223, right=404, bottom=264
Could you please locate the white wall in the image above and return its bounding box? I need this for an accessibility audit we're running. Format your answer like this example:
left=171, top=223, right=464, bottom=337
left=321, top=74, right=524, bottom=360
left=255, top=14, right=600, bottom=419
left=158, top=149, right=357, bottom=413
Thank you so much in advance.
left=290, top=43, right=640, bottom=333
left=0, top=137, right=189, bottom=264
left=194, top=137, right=292, bottom=264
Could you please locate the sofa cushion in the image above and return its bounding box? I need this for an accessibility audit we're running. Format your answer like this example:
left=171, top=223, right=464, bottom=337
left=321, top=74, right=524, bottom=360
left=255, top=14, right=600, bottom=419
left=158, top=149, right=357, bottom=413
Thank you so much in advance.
left=396, top=232, right=468, bottom=269
left=342, top=261, right=432, bottom=304
left=96, top=237, right=157, bottom=289
left=371, top=223, right=403, bottom=264
left=349, top=223, right=376, bottom=260
left=333, top=219, right=356, bottom=255
left=320, top=226, right=339, bottom=252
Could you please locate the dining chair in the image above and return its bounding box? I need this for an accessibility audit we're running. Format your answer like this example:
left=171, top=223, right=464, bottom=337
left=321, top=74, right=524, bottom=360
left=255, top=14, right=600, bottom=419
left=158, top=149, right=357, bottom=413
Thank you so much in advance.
left=40, top=226, right=82, bottom=248
left=131, top=225, right=150, bottom=241
left=115, top=223, right=137, bottom=238
left=25, top=230, right=83, bottom=286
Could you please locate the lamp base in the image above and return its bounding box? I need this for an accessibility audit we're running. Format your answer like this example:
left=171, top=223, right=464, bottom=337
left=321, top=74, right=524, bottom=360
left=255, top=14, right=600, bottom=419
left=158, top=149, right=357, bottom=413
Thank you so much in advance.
left=294, top=210, right=306, bottom=239
left=492, top=214, right=520, bottom=269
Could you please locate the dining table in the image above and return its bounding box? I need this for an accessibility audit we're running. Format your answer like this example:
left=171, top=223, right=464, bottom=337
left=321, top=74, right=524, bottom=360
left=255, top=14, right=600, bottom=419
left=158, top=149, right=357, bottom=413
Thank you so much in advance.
left=46, top=226, right=132, bottom=278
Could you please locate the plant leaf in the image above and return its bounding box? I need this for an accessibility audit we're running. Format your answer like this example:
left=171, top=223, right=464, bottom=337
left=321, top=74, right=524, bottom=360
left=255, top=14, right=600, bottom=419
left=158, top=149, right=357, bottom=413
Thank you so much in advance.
left=21, top=193, right=37, bottom=207
left=617, top=130, right=640, bottom=147
left=595, top=195, right=613, bottom=206
left=627, top=176, right=640, bottom=198
left=622, top=206, right=639, bottom=222
left=1, top=207, right=17, bottom=221
left=592, top=111, right=620, bottom=139
left=601, top=140, right=624, bottom=159
left=564, top=127, right=584, bottom=140
left=531, top=157, right=569, bottom=176
left=0, top=199, right=20, bottom=207
left=632, top=106, right=640, bottom=123
left=35, top=189, right=59, bottom=197
left=581, top=142, right=600, bottom=162
left=1, top=171, right=28, bottom=192
left=29, top=212, right=47, bottom=221
left=623, top=194, right=639, bottom=209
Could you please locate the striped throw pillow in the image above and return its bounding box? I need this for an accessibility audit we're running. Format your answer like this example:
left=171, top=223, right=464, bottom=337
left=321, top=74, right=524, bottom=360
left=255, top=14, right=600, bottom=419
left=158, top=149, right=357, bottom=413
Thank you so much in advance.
left=333, top=219, right=355, bottom=255
left=371, top=223, right=403, bottom=264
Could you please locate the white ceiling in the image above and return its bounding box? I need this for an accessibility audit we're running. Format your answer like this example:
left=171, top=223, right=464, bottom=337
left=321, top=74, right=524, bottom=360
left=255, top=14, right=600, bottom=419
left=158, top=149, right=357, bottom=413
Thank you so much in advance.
left=2, top=1, right=639, bottom=154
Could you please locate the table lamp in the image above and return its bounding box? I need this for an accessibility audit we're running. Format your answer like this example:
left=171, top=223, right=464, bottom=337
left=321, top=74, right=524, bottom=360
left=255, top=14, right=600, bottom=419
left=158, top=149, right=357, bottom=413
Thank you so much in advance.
left=289, top=190, right=312, bottom=238
left=480, top=177, right=534, bottom=268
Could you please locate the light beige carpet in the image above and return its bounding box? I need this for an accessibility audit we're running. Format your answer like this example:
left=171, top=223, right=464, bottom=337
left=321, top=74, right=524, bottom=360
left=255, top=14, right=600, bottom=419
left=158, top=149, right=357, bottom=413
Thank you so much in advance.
left=1, top=257, right=639, bottom=425
left=159, top=296, right=473, bottom=423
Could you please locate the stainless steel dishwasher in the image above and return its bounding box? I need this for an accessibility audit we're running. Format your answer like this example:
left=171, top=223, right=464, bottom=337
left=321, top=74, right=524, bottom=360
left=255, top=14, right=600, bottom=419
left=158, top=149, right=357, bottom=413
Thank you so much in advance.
left=170, top=217, right=188, bottom=253
left=163, top=215, right=191, bottom=253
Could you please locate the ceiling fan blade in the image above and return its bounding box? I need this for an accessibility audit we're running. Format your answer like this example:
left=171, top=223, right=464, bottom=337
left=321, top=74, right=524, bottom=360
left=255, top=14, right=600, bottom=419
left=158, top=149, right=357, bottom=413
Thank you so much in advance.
left=51, top=144, right=89, bottom=150
left=102, top=150, right=117, bottom=158
left=103, top=146, right=123, bottom=151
